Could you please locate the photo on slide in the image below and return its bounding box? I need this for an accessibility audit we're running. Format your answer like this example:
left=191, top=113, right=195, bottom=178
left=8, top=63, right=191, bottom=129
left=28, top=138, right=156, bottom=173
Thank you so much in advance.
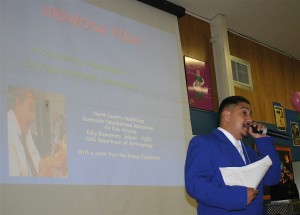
left=7, top=85, right=67, bottom=178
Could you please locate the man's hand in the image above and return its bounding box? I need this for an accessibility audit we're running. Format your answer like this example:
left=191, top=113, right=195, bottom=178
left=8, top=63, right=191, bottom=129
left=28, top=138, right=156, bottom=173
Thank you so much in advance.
left=248, top=122, right=268, bottom=139
left=247, top=188, right=258, bottom=205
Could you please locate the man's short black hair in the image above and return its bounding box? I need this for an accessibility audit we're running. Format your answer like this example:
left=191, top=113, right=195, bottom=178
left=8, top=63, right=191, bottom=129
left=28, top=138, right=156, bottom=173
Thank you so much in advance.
left=218, top=96, right=250, bottom=122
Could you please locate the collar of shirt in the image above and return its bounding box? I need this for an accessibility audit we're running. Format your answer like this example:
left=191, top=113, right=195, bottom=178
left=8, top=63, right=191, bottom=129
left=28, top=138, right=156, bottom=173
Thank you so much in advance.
left=218, top=127, right=246, bottom=163
left=217, top=127, right=238, bottom=146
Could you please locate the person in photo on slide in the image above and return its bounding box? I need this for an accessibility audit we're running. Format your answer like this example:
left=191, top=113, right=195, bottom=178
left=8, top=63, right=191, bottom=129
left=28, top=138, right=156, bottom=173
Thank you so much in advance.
left=8, top=86, right=41, bottom=176
left=185, top=96, right=281, bottom=215
left=8, top=86, right=68, bottom=177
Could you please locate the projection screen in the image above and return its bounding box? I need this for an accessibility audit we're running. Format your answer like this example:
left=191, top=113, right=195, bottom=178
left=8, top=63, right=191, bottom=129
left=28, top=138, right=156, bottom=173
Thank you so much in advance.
left=0, top=0, right=195, bottom=214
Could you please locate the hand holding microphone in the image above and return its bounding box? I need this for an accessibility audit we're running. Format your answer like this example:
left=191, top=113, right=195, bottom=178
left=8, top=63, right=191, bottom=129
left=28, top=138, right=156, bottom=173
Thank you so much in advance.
left=250, top=123, right=289, bottom=140
left=248, top=122, right=268, bottom=139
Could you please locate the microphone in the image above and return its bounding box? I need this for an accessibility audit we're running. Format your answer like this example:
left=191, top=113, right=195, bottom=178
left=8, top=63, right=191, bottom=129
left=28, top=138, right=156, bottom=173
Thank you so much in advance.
left=251, top=126, right=290, bottom=140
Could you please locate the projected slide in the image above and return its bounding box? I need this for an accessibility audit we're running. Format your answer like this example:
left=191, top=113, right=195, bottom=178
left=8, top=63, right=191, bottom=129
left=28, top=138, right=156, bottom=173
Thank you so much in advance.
left=0, top=1, right=186, bottom=186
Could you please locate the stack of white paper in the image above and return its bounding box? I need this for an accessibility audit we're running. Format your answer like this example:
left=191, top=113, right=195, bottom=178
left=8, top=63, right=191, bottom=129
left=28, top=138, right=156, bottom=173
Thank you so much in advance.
left=219, top=156, right=272, bottom=188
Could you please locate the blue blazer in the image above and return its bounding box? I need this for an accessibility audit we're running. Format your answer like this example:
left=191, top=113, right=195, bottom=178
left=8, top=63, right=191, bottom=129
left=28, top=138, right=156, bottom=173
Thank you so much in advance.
left=185, top=129, right=281, bottom=215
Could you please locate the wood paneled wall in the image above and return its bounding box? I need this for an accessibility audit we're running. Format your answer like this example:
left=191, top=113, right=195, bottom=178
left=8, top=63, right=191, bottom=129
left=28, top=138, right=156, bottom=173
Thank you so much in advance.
left=178, top=14, right=300, bottom=124
left=178, top=15, right=219, bottom=112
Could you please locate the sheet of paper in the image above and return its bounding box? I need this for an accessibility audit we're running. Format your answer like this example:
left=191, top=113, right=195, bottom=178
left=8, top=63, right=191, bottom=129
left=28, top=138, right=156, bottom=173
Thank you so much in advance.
left=219, top=155, right=272, bottom=188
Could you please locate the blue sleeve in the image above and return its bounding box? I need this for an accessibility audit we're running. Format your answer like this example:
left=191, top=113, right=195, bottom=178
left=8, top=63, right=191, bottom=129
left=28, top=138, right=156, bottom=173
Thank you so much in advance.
left=253, top=137, right=281, bottom=186
left=185, top=136, right=247, bottom=211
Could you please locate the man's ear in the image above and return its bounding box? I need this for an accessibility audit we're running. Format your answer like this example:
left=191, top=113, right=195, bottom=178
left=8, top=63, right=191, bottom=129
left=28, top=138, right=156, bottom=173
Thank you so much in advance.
left=222, top=109, right=231, bottom=122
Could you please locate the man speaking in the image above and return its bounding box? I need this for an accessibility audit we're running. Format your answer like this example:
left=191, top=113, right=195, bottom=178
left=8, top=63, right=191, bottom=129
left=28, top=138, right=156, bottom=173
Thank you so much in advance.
left=185, top=96, right=281, bottom=215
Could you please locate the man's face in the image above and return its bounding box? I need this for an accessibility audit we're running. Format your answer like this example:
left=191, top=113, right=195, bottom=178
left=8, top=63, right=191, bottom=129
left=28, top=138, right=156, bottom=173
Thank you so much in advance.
left=227, top=102, right=252, bottom=140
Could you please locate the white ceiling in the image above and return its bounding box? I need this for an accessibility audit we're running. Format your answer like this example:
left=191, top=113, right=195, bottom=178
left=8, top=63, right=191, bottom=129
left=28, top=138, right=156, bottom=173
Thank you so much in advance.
left=169, top=0, right=300, bottom=60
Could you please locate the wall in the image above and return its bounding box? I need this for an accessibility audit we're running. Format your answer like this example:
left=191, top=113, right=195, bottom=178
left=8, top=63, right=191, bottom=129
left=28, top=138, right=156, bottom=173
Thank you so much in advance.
left=178, top=15, right=219, bottom=111
left=229, top=32, right=300, bottom=124
left=178, top=14, right=300, bottom=161
left=178, top=14, right=300, bottom=124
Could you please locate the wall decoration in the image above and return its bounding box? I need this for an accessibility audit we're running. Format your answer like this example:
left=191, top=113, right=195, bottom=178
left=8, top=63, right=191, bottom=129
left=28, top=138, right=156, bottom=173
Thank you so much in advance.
left=184, top=56, right=213, bottom=111
left=285, top=109, right=300, bottom=161
left=276, top=146, right=294, bottom=184
left=290, top=121, right=300, bottom=146
left=273, top=102, right=287, bottom=131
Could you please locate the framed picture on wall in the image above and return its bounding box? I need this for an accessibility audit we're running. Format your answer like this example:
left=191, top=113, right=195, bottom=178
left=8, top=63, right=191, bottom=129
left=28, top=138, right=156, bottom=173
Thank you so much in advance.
left=184, top=56, right=214, bottom=111
left=262, top=144, right=294, bottom=201
left=276, top=146, right=294, bottom=184
left=273, top=102, right=287, bottom=131
left=290, top=121, right=300, bottom=146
